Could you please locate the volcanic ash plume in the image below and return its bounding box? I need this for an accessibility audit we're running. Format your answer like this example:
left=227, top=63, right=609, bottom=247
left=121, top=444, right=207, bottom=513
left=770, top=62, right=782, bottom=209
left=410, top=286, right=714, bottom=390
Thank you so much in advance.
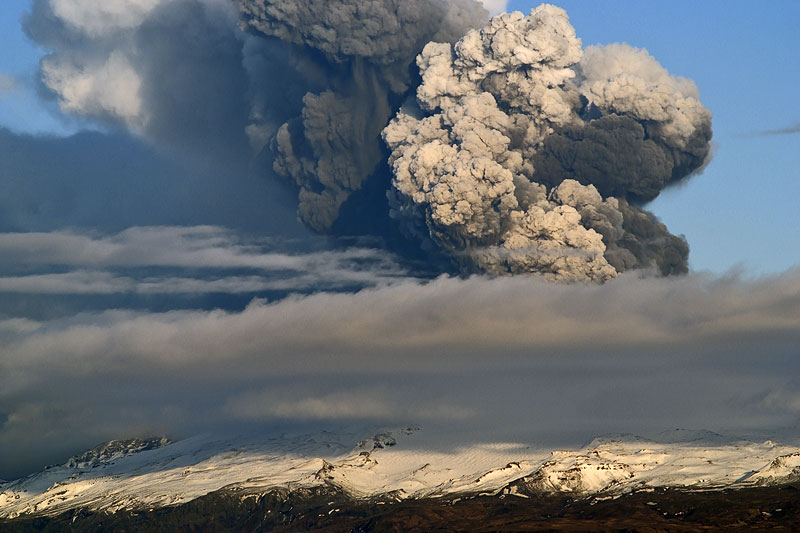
left=237, top=0, right=490, bottom=232
left=383, top=6, right=711, bottom=281
left=27, top=1, right=710, bottom=282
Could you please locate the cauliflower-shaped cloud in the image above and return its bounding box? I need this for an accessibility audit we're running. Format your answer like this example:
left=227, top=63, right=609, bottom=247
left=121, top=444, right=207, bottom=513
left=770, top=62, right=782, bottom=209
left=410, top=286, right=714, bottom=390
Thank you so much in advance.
left=383, top=5, right=710, bottom=281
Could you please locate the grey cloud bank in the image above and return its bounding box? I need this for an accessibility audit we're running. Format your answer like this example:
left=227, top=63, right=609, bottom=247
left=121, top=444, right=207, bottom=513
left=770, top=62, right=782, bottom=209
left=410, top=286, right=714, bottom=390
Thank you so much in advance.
left=1, top=270, right=799, bottom=478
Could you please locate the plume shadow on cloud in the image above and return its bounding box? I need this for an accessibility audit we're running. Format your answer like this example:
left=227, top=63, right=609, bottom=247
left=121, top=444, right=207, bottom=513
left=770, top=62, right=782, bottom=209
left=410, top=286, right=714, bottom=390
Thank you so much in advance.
left=0, top=127, right=305, bottom=235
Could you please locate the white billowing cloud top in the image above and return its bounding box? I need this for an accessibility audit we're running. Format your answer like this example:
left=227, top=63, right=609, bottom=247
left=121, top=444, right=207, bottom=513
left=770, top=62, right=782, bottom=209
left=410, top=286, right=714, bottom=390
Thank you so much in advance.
left=41, top=51, right=144, bottom=125
left=49, top=0, right=165, bottom=35
left=480, top=0, right=507, bottom=15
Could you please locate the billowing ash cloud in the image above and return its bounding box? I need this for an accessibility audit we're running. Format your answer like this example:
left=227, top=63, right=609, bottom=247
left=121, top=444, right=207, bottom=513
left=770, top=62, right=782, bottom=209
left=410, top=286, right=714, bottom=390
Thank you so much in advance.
left=25, top=0, right=490, bottom=231
left=23, top=0, right=315, bottom=166
left=237, top=0, right=490, bottom=232
left=26, top=1, right=710, bottom=282
left=536, top=43, right=713, bottom=202
left=383, top=6, right=711, bottom=281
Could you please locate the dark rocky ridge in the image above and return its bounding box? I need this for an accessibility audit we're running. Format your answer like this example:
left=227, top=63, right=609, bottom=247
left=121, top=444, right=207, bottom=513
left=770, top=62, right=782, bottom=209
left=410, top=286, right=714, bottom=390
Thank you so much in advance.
left=65, top=438, right=172, bottom=469
left=2, top=483, right=799, bottom=532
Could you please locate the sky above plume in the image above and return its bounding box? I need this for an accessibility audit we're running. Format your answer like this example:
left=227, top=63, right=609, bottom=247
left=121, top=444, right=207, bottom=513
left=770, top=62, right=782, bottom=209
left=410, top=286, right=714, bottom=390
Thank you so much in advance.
left=0, top=0, right=799, bottom=481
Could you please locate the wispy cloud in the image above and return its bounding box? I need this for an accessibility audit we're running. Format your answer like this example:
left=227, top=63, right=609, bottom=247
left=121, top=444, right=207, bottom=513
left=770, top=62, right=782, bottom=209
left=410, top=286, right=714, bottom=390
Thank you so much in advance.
left=225, top=387, right=476, bottom=422
left=0, top=226, right=393, bottom=271
left=0, top=270, right=406, bottom=295
left=759, top=122, right=800, bottom=136
left=0, top=226, right=409, bottom=297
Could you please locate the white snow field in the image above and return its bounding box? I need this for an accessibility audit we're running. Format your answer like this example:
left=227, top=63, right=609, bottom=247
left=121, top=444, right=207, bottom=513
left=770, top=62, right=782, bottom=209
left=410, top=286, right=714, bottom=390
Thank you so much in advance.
left=1, top=427, right=799, bottom=519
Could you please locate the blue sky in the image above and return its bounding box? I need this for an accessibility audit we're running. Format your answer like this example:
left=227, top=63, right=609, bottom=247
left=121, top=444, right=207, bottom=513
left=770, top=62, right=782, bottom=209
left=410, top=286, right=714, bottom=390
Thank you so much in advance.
left=1, top=0, right=799, bottom=274
left=0, top=0, right=72, bottom=134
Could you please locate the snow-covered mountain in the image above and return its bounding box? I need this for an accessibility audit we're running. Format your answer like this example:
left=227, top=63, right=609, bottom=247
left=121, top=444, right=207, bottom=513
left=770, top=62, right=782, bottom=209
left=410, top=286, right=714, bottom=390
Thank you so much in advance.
left=1, top=427, right=799, bottom=519
left=507, top=430, right=800, bottom=496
